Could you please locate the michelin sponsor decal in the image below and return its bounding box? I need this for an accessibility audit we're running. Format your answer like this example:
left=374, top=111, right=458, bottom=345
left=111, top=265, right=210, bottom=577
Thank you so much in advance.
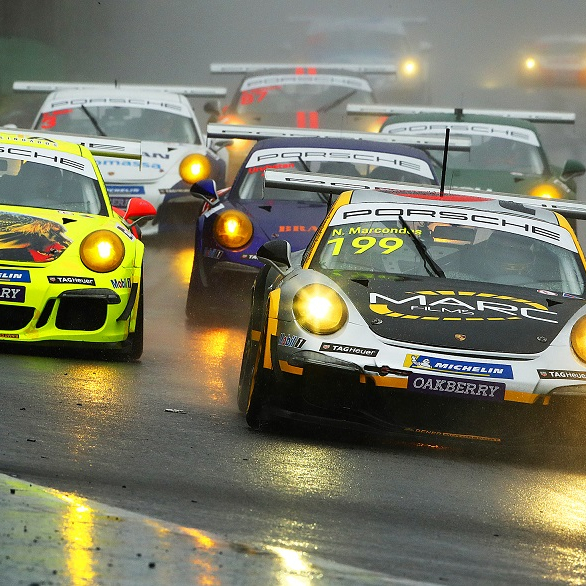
left=0, top=269, right=30, bottom=283
left=320, top=342, right=379, bottom=357
left=408, top=372, right=506, bottom=401
left=107, top=185, right=145, bottom=195
left=406, top=354, right=513, bottom=379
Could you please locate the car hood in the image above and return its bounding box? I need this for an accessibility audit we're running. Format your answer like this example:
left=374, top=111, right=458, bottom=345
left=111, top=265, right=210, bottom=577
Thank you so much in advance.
left=445, top=169, right=551, bottom=195
left=0, top=207, right=121, bottom=264
left=234, top=200, right=327, bottom=251
left=330, top=273, right=584, bottom=354
left=96, top=141, right=206, bottom=182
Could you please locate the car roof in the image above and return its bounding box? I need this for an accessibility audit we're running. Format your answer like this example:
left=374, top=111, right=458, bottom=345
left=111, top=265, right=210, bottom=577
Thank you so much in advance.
left=381, top=112, right=538, bottom=131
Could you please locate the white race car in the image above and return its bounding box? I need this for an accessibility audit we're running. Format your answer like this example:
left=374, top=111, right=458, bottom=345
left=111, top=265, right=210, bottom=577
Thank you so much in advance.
left=13, top=81, right=230, bottom=236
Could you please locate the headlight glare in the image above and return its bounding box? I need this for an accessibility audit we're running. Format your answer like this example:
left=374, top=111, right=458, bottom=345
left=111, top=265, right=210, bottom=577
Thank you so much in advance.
left=213, top=210, right=253, bottom=249
left=80, top=230, right=125, bottom=273
left=179, top=154, right=212, bottom=183
left=571, top=315, right=586, bottom=363
left=293, top=284, right=348, bottom=335
left=400, top=58, right=419, bottom=78
left=529, top=183, right=562, bottom=199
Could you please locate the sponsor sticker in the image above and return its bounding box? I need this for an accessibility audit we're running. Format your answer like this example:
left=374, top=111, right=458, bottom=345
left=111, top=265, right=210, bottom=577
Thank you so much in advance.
left=538, top=370, right=586, bottom=380
left=48, top=276, right=96, bottom=286
left=0, top=269, right=30, bottom=283
left=0, top=333, right=19, bottom=339
left=111, top=278, right=131, bottom=289
left=278, top=333, right=306, bottom=348
left=406, top=354, right=513, bottom=379
left=107, top=185, right=146, bottom=195
left=0, top=285, right=25, bottom=303
left=320, top=342, right=379, bottom=357
left=407, top=372, right=505, bottom=402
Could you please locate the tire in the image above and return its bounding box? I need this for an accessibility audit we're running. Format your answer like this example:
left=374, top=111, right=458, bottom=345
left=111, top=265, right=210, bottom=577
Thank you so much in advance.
left=116, top=278, right=144, bottom=361
left=244, top=332, right=273, bottom=430
left=185, top=242, right=213, bottom=321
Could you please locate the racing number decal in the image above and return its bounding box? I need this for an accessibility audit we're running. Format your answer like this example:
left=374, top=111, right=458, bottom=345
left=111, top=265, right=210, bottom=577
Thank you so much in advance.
left=40, top=109, right=73, bottom=129
left=326, top=236, right=404, bottom=256
left=240, top=86, right=282, bottom=105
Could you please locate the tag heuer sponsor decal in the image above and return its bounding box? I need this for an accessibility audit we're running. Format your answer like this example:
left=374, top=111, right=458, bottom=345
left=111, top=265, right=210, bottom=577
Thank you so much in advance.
left=538, top=370, right=586, bottom=380
left=320, top=343, right=379, bottom=357
left=408, top=372, right=505, bottom=401
left=278, top=333, right=306, bottom=348
left=369, top=290, right=558, bottom=323
left=406, top=354, right=513, bottom=379
left=0, top=269, right=30, bottom=283
left=48, top=276, right=96, bottom=286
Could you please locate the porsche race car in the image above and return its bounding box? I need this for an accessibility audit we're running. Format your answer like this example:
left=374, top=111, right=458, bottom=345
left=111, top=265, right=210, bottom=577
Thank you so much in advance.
left=347, top=104, right=586, bottom=201
left=206, top=64, right=395, bottom=180
left=0, top=128, right=156, bottom=359
left=238, top=169, right=586, bottom=445
left=185, top=123, right=458, bottom=320
left=13, top=81, right=229, bottom=236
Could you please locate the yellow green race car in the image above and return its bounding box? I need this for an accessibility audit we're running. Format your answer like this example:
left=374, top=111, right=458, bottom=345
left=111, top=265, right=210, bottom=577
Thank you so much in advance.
left=0, top=128, right=156, bottom=359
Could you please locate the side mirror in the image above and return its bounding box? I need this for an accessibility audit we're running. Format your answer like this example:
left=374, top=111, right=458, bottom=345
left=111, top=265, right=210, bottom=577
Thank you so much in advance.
left=204, top=100, right=221, bottom=117
left=562, top=159, right=586, bottom=181
left=123, top=197, right=157, bottom=222
left=190, top=179, right=220, bottom=207
left=208, top=138, right=233, bottom=153
left=256, top=239, right=292, bottom=275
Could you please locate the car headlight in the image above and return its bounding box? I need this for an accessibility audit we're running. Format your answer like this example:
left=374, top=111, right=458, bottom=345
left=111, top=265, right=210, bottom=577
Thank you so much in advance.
left=213, top=210, right=253, bottom=249
left=529, top=183, right=563, bottom=199
left=524, top=57, right=537, bottom=71
left=571, top=315, right=586, bottom=363
left=399, top=58, right=420, bottom=78
left=80, top=230, right=125, bottom=273
left=179, top=154, right=212, bottom=183
left=293, top=284, right=348, bottom=335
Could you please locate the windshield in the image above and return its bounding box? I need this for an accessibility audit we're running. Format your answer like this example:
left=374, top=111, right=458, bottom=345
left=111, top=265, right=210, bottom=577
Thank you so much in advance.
left=311, top=217, right=585, bottom=295
left=235, top=77, right=375, bottom=115
left=236, top=150, right=436, bottom=201
left=37, top=106, right=200, bottom=144
left=0, top=158, right=105, bottom=215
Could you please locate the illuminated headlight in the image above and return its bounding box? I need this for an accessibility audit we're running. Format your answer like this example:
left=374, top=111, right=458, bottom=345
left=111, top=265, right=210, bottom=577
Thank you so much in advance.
left=400, top=58, right=420, bottom=78
left=179, top=154, right=212, bottom=183
left=571, top=315, right=586, bottom=363
left=524, top=57, right=537, bottom=71
left=293, top=284, right=348, bottom=335
left=529, top=183, right=562, bottom=199
left=213, top=210, right=253, bottom=249
left=80, top=230, right=125, bottom=273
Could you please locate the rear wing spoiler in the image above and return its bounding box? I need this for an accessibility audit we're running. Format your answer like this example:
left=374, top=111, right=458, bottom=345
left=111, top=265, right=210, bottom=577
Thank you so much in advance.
left=345, top=104, right=576, bottom=124
left=206, top=123, right=470, bottom=151
left=264, top=169, right=586, bottom=220
left=210, top=63, right=397, bottom=75
left=13, top=81, right=227, bottom=98
left=1, top=127, right=141, bottom=160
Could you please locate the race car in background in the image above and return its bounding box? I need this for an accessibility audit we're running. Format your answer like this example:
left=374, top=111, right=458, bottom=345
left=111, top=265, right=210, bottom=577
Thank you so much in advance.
left=0, top=128, right=156, bottom=360
left=238, top=168, right=586, bottom=446
left=519, top=35, right=586, bottom=86
left=347, top=104, right=585, bottom=201
left=184, top=123, right=462, bottom=321
left=205, top=64, right=396, bottom=180
left=293, top=17, right=431, bottom=102
left=13, top=81, right=229, bottom=236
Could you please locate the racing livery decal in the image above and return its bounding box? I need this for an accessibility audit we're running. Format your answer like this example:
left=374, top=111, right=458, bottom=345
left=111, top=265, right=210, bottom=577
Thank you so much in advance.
left=278, top=333, right=306, bottom=348
left=0, top=212, right=71, bottom=263
left=406, top=354, right=513, bottom=379
left=538, top=370, right=586, bottom=380
left=407, top=372, right=506, bottom=401
left=48, top=276, right=96, bottom=286
left=0, top=269, right=30, bottom=283
left=369, top=290, right=558, bottom=323
left=0, top=284, right=25, bottom=302
left=320, top=342, right=379, bottom=357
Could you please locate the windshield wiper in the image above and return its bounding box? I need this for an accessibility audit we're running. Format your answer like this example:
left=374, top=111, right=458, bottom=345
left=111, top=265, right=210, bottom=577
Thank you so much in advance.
left=317, top=89, right=358, bottom=113
left=80, top=105, right=107, bottom=137
left=398, top=215, right=445, bottom=278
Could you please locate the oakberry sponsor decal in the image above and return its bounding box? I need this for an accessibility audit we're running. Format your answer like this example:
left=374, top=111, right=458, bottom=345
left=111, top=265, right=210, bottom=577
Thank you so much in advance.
left=278, top=333, right=306, bottom=348
left=48, top=276, right=96, bottom=286
left=538, top=370, right=586, bottom=380
left=405, top=354, right=513, bottom=379
left=0, top=269, right=30, bottom=283
left=0, top=285, right=25, bottom=303
left=407, top=372, right=505, bottom=401
left=319, top=342, right=379, bottom=357
left=370, top=290, right=558, bottom=323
